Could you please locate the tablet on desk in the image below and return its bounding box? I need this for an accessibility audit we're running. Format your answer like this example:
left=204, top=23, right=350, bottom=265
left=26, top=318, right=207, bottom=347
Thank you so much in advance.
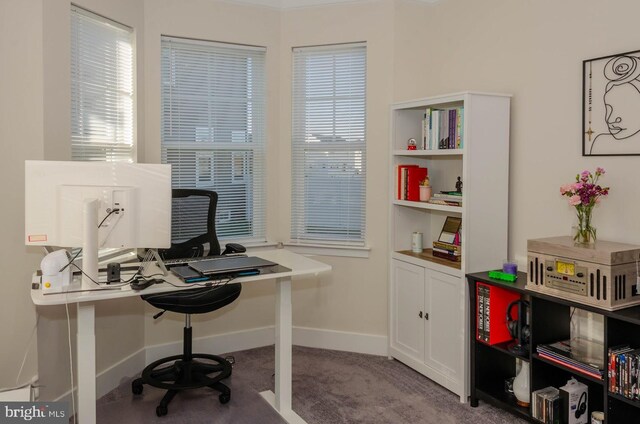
left=170, top=265, right=210, bottom=283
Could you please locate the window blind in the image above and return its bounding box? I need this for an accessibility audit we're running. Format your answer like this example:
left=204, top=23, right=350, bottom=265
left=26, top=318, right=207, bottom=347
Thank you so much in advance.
left=71, top=6, right=134, bottom=162
left=291, top=43, right=366, bottom=245
left=161, top=37, right=266, bottom=243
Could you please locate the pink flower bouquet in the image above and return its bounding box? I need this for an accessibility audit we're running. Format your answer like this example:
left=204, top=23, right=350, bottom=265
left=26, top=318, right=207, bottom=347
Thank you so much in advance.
left=560, top=168, right=609, bottom=243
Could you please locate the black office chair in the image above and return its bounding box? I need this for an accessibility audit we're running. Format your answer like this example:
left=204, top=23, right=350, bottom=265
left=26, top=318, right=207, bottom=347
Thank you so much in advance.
left=158, top=189, right=245, bottom=260
left=132, top=189, right=245, bottom=417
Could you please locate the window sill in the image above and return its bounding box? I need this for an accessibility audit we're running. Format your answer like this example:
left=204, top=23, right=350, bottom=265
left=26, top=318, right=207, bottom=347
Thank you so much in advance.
left=283, top=242, right=370, bottom=258
left=241, top=241, right=280, bottom=250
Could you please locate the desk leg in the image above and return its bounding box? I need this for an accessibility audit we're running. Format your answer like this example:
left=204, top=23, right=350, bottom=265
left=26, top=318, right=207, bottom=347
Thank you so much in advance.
left=260, top=277, right=306, bottom=424
left=77, top=303, right=96, bottom=424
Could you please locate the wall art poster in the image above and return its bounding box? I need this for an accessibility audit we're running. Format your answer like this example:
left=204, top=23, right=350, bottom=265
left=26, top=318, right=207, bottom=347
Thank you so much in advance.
left=583, top=49, right=640, bottom=156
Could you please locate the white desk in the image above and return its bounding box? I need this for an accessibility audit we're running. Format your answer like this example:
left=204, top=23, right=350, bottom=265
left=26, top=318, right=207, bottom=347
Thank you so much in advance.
left=31, top=249, right=331, bottom=424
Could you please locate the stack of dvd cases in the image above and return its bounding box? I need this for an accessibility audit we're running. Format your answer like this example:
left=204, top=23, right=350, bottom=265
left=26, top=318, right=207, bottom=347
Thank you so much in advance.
left=532, top=387, right=560, bottom=424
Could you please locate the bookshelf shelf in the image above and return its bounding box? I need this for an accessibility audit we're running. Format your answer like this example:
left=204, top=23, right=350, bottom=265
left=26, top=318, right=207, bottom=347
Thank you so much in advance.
left=531, top=353, right=604, bottom=385
left=469, top=270, right=640, bottom=423
left=395, top=249, right=461, bottom=271
left=479, top=340, right=530, bottom=362
left=608, top=392, right=640, bottom=409
left=389, top=93, right=510, bottom=403
left=476, top=388, right=531, bottom=420
left=392, top=199, right=462, bottom=213
left=392, top=149, right=464, bottom=157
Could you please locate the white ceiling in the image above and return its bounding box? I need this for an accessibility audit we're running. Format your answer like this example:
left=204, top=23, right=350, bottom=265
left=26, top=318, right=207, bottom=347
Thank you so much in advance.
left=227, top=0, right=441, bottom=10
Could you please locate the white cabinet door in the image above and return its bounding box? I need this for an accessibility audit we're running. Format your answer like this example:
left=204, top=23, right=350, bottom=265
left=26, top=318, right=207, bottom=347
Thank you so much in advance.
left=424, top=269, right=463, bottom=383
left=391, top=260, right=425, bottom=361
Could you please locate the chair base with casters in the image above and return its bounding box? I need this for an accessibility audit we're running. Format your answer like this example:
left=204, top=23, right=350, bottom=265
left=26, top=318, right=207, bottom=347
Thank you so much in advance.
left=132, top=284, right=242, bottom=417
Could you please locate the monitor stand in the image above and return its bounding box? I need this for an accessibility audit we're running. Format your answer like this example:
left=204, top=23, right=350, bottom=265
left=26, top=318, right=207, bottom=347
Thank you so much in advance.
left=82, top=198, right=100, bottom=287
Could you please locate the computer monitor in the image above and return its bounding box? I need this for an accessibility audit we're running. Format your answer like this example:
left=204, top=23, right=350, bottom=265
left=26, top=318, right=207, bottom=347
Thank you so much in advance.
left=25, top=160, right=172, bottom=287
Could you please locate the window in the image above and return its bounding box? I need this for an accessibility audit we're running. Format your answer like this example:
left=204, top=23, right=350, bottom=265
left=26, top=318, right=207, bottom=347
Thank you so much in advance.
left=291, top=43, right=366, bottom=246
left=71, top=6, right=134, bottom=162
left=161, top=37, right=266, bottom=243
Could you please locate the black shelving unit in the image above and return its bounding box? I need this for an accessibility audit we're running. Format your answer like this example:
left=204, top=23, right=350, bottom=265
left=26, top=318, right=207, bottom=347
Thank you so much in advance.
left=468, top=271, right=640, bottom=424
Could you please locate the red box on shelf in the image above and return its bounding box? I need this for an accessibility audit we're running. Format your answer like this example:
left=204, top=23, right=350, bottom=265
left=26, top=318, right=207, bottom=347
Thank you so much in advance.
left=476, top=282, right=520, bottom=345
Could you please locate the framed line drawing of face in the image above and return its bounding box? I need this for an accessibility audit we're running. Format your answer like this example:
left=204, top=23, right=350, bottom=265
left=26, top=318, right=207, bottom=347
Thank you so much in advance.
left=583, top=49, right=640, bottom=156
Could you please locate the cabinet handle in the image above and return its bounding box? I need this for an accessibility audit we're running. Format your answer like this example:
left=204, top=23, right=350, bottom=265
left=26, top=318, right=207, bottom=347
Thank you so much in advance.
left=425, top=312, right=429, bottom=320
left=419, top=311, right=423, bottom=319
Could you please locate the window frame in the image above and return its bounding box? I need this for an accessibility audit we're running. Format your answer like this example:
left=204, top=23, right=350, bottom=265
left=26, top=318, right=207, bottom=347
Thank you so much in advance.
left=70, top=5, right=136, bottom=163
left=160, top=36, right=267, bottom=245
left=289, top=43, right=368, bottom=253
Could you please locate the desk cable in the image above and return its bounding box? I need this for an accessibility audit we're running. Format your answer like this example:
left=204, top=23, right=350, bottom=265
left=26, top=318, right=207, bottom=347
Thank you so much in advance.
left=0, top=316, right=40, bottom=395
left=56, top=208, right=121, bottom=275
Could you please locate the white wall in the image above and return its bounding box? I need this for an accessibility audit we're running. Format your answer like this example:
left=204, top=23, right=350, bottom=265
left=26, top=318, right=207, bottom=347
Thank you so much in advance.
left=393, top=0, right=640, bottom=264
left=279, top=1, right=394, bottom=336
left=142, top=0, right=284, bottom=347
left=0, top=0, right=44, bottom=393
left=6, top=0, right=640, bottom=402
left=37, top=0, right=147, bottom=401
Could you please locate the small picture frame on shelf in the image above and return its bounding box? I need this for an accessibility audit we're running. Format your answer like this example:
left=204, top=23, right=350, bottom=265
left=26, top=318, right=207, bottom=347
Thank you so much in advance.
left=438, top=216, right=462, bottom=244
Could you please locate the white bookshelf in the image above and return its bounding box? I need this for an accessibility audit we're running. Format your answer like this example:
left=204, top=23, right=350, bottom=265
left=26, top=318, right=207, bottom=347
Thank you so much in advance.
left=388, top=92, right=511, bottom=402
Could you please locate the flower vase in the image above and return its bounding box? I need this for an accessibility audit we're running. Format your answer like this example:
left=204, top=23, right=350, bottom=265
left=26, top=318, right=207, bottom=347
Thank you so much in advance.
left=419, top=186, right=432, bottom=202
left=573, top=205, right=596, bottom=245
left=513, top=360, right=530, bottom=407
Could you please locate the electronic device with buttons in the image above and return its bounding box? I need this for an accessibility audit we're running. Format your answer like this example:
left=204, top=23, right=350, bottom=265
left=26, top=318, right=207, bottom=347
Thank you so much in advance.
left=527, top=236, right=640, bottom=311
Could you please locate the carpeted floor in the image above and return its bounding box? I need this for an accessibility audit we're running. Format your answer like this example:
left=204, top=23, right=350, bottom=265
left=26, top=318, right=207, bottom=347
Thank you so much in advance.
left=96, top=346, right=528, bottom=424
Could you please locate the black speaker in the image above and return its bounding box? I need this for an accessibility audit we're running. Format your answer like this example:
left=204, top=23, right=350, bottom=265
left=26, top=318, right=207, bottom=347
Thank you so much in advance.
left=107, top=262, right=121, bottom=283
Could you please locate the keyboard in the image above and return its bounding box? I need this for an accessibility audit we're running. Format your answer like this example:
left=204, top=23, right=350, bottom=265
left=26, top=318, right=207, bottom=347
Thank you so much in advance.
left=160, top=254, right=247, bottom=269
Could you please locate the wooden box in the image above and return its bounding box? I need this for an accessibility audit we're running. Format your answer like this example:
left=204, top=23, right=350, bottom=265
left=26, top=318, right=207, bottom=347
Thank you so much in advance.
left=526, top=236, right=640, bottom=311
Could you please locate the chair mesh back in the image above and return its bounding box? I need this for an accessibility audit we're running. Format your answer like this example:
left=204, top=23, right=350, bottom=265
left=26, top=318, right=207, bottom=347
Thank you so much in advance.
left=172, top=196, right=210, bottom=244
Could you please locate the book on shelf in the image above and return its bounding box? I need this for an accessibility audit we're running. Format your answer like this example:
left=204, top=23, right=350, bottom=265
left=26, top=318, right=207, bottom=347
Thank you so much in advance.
left=432, top=250, right=461, bottom=262
left=396, top=165, right=427, bottom=201
left=475, top=282, right=520, bottom=345
left=433, top=192, right=464, bottom=202
left=536, top=338, right=605, bottom=380
left=449, top=109, right=455, bottom=149
left=406, top=167, right=427, bottom=201
left=426, top=199, right=462, bottom=207
left=420, top=106, right=464, bottom=150
left=439, top=110, right=449, bottom=149
left=432, top=110, right=440, bottom=150
left=432, top=241, right=461, bottom=252
left=608, top=345, right=640, bottom=400
left=422, top=108, right=432, bottom=150
left=396, top=165, right=415, bottom=200
left=432, top=247, right=461, bottom=256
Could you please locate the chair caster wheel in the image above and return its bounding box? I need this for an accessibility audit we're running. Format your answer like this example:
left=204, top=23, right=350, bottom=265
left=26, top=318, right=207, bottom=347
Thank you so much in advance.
left=156, top=405, right=168, bottom=417
left=131, top=380, right=143, bottom=395
left=219, top=393, right=231, bottom=404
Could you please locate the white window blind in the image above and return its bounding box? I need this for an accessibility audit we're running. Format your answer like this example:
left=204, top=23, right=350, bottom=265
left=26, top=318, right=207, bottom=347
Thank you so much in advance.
left=71, top=6, right=134, bottom=162
left=291, top=44, right=366, bottom=245
left=161, top=37, right=266, bottom=243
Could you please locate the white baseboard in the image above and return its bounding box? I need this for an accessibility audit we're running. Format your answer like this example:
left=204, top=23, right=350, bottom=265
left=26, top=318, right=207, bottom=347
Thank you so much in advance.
left=293, top=326, right=388, bottom=356
left=53, top=347, right=146, bottom=404
left=144, top=326, right=276, bottom=364
left=96, top=348, right=146, bottom=398
left=52, top=326, right=387, bottom=403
